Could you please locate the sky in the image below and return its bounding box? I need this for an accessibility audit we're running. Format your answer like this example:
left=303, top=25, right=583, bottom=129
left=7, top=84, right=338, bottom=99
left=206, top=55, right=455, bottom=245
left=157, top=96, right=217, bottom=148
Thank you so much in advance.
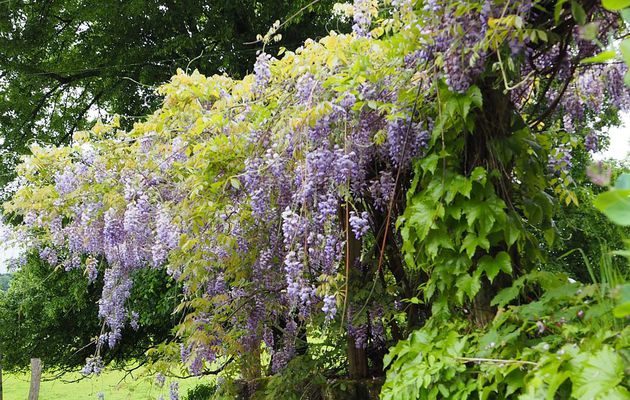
left=0, top=117, right=628, bottom=274
left=594, top=113, right=630, bottom=161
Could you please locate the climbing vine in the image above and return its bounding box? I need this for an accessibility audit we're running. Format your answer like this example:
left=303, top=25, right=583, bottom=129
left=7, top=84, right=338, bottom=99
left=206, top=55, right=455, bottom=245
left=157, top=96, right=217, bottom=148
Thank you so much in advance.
left=3, top=0, right=630, bottom=397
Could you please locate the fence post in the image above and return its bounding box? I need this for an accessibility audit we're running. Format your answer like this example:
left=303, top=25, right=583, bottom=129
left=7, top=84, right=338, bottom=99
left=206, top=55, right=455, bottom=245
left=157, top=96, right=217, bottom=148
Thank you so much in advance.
left=28, top=358, right=41, bottom=400
left=0, top=353, right=4, bottom=400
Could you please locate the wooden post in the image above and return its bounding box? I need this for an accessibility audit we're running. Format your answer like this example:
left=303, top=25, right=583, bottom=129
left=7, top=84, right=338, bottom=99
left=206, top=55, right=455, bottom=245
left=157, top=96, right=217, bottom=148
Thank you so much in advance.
left=0, top=353, right=4, bottom=400
left=28, top=358, right=41, bottom=400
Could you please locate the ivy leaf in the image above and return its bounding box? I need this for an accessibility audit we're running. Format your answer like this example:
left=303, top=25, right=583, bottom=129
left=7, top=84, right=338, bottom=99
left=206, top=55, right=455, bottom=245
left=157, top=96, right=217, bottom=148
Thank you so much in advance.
left=456, top=272, right=481, bottom=303
left=491, top=285, right=520, bottom=307
left=406, top=198, right=444, bottom=241
left=504, top=221, right=521, bottom=247
left=470, top=166, right=487, bottom=185
left=445, top=175, right=472, bottom=203
left=478, top=252, right=512, bottom=283
left=463, top=199, right=484, bottom=228
left=425, top=227, right=455, bottom=259
left=461, top=233, right=490, bottom=258
left=467, top=85, right=482, bottom=108
left=419, top=153, right=439, bottom=175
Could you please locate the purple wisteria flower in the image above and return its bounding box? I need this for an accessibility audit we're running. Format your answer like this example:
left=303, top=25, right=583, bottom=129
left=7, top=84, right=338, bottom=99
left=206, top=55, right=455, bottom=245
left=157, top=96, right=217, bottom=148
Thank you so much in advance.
left=169, top=382, right=179, bottom=400
left=349, top=211, right=370, bottom=239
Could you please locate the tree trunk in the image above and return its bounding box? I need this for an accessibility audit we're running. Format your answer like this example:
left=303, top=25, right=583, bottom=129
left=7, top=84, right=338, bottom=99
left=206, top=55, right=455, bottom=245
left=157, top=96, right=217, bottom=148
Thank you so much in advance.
left=347, top=333, right=369, bottom=380
left=28, top=358, right=41, bottom=400
left=341, top=205, right=369, bottom=379
left=466, top=84, right=519, bottom=326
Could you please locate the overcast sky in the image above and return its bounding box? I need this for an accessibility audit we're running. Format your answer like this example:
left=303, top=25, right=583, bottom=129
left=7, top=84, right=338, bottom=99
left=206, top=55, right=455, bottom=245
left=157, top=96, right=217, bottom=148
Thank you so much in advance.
left=0, top=117, right=628, bottom=274
left=595, top=113, right=630, bottom=160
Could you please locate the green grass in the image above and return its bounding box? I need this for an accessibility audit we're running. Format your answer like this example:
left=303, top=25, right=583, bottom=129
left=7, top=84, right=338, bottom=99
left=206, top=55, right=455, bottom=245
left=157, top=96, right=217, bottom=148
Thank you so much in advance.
left=2, top=367, right=209, bottom=400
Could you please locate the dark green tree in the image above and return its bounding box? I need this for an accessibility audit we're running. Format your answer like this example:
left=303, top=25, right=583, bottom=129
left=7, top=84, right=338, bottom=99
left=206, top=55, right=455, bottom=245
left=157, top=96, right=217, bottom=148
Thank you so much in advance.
left=0, top=253, right=180, bottom=372
left=0, top=0, right=338, bottom=185
left=0, top=274, right=10, bottom=291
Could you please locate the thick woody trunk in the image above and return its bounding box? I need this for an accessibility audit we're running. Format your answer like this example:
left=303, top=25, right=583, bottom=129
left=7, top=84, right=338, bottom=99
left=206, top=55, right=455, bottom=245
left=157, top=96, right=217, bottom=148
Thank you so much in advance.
left=466, top=85, right=518, bottom=326
left=341, top=205, right=369, bottom=379
left=347, top=333, right=369, bottom=380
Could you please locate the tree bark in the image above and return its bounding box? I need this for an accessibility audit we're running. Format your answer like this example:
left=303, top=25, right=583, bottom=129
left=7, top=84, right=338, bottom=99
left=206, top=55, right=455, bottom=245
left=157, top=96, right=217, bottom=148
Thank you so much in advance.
left=341, top=205, right=369, bottom=379
left=466, top=84, right=517, bottom=326
left=347, top=333, right=368, bottom=380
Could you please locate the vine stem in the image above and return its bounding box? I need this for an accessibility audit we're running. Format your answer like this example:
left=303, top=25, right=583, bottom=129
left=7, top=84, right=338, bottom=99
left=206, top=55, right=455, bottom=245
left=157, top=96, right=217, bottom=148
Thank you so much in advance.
left=376, top=77, right=425, bottom=276
left=455, top=356, right=538, bottom=366
left=340, top=120, right=351, bottom=331
left=350, top=71, right=428, bottom=325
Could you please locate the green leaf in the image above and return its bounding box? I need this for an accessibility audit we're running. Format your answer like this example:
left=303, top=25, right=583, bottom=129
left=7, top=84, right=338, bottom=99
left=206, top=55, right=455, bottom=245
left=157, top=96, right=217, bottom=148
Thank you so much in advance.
left=467, top=85, right=483, bottom=108
left=478, top=251, right=512, bottom=283
left=425, top=227, right=455, bottom=259
left=612, top=302, right=630, bottom=318
left=544, top=227, right=556, bottom=246
left=504, top=218, right=521, bottom=247
left=501, top=257, right=516, bottom=276
left=602, top=0, right=630, bottom=10
left=570, top=1, right=587, bottom=25
left=461, top=233, right=490, bottom=258
left=546, top=371, right=571, bottom=400
left=491, top=285, right=520, bottom=307
left=445, top=175, right=472, bottom=203
left=593, top=189, right=630, bottom=225
left=581, top=50, right=616, bottom=64
left=406, top=198, right=444, bottom=240
left=477, top=255, right=495, bottom=281
left=470, top=166, right=487, bottom=184
left=456, top=273, right=481, bottom=303
left=419, top=154, right=439, bottom=175
left=230, top=177, right=241, bottom=189
left=571, top=347, right=624, bottom=399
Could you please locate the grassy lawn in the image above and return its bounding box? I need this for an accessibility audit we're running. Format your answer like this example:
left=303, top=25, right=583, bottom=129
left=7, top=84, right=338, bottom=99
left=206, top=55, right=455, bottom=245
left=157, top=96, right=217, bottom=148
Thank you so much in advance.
left=2, top=367, right=209, bottom=400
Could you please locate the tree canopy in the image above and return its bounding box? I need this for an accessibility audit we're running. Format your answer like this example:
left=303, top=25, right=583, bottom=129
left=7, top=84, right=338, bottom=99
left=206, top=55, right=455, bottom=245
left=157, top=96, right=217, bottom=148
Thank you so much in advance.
left=0, top=0, right=339, bottom=186
left=0, top=253, right=180, bottom=372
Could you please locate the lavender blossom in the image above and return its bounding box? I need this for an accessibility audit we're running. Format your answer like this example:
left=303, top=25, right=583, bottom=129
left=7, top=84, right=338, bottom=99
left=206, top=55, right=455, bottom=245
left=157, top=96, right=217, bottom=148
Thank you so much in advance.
left=349, top=211, right=370, bottom=239
left=170, top=382, right=179, bottom=400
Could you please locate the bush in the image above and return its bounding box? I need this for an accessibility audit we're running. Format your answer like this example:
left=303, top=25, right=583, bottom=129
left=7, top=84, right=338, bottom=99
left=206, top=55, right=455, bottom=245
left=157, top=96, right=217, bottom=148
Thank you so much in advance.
left=185, top=383, right=217, bottom=400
